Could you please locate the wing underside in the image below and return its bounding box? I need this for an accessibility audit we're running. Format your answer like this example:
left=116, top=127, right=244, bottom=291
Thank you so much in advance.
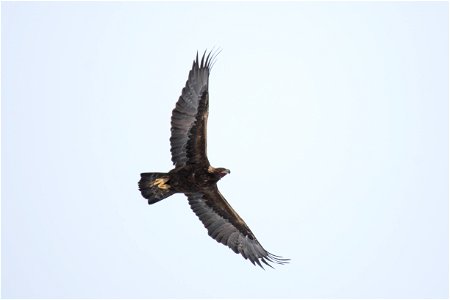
left=170, top=51, right=217, bottom=167
left=187, top=188, right=289, bottom=268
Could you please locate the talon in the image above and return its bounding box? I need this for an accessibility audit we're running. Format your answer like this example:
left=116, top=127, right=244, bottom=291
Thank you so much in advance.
left=153, top=178, right=170, bottom=190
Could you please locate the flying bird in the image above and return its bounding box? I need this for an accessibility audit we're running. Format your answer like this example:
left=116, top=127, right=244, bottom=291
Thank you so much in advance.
left=138, top=50, right=289, bottom=268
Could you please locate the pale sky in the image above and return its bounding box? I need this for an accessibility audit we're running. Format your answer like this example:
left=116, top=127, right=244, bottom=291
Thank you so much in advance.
left=2, top=1, right=448, bottom=298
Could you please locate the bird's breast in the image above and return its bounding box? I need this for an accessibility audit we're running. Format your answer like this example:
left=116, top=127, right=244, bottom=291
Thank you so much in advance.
left=169, top=165, right=214, bottom=193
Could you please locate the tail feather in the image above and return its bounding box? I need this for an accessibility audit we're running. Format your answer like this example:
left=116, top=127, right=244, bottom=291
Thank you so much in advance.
left=139, top=172, right=175, bottom=204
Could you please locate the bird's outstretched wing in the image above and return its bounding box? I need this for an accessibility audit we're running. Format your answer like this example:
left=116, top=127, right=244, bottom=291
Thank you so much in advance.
left=170, top=51, right=216, bottom=167
left=187, top=187, right=289, bottom=268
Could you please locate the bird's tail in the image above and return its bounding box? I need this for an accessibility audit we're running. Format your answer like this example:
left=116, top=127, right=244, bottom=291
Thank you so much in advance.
left=139, top=172, right=175, bottom=204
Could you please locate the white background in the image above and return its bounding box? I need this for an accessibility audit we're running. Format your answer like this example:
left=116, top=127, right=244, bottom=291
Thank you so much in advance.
left=2, top=2, right=448, bottom=298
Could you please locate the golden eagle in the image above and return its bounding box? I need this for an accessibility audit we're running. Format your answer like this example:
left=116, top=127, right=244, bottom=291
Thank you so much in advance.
left=138, top=51, right=289, bottom=268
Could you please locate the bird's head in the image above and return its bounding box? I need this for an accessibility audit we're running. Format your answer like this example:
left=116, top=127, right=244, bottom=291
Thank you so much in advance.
left=208, top=166, right=231, bottom=179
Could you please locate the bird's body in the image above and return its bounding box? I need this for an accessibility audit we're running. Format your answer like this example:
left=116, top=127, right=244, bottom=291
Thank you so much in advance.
left=138, top=51, right=288, bottom=268
left=166, top=165, right=229, bottom=194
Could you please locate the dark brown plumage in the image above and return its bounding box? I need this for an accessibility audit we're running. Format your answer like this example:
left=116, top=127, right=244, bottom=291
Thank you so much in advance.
left=138, top=51, right=289, bottom=268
